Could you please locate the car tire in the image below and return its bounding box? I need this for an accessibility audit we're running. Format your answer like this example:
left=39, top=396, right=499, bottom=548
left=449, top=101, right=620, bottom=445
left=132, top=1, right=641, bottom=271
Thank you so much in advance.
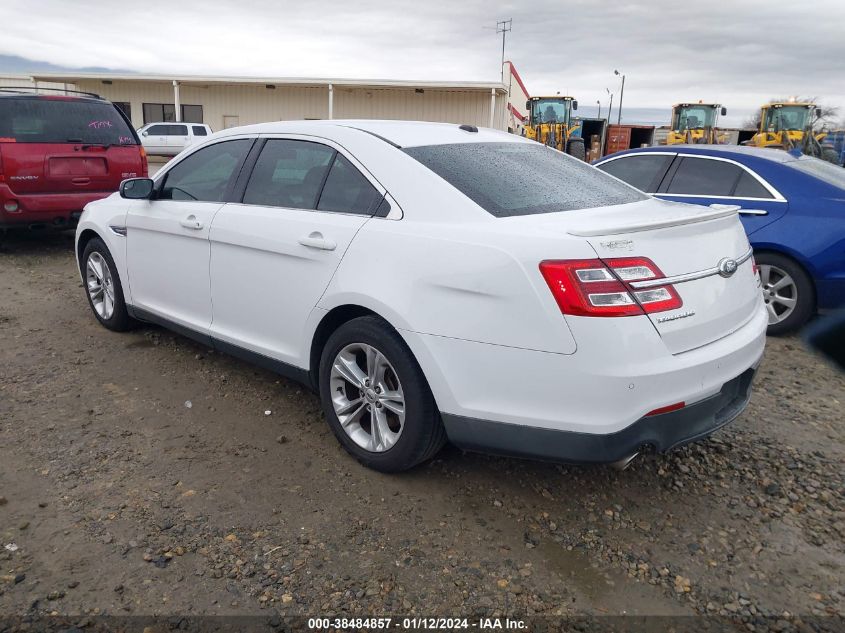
left=756, top=252, right=815, bottom=336
left=565, top=137, right=586, bottom=161
left=319, top=315, right=446, bottom=472
left=81, top=237, right=134, bottom=332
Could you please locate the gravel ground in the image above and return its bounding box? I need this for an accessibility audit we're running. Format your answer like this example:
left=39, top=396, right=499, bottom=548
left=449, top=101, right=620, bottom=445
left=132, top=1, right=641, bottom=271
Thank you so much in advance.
left=0, top=232, right=843, bottom=623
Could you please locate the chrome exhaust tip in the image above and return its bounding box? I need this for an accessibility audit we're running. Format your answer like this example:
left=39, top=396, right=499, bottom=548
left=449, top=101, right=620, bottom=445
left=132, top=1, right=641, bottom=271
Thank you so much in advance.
left=610, top=452, right=639, bottom=471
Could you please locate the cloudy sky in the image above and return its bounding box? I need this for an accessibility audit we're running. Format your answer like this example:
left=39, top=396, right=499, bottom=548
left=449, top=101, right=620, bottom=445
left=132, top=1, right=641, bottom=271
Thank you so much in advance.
left=2, top=0, right=843, bottom=126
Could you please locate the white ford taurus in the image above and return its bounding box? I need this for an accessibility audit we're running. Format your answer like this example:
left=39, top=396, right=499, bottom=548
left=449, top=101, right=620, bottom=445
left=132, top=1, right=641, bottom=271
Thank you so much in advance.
left=75, top=120, right=767, bottom=472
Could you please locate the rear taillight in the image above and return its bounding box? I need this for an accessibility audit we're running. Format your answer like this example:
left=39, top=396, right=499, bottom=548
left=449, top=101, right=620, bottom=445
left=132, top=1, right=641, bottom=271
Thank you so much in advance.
left=139, top=146, right=149, bottom=177
left=539, top=257, right=682, bottom=318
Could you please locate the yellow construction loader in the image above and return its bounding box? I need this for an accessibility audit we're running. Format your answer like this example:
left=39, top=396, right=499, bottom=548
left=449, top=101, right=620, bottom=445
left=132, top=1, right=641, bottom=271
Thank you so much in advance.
left=667, top=102, right=728, bottom=144
left=748, top=101, right=825, bottom=151
left=524, top=96, right=585, bottom=160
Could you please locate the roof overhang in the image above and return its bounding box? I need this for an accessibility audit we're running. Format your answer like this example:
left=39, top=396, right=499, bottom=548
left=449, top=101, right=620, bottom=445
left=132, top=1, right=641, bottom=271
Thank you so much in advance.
left=29, top=72, right=508, bottom=93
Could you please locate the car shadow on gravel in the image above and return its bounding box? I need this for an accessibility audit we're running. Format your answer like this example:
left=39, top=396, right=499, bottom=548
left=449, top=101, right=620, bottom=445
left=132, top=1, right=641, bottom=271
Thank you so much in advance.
left=0, top=229, right=75, bottom=255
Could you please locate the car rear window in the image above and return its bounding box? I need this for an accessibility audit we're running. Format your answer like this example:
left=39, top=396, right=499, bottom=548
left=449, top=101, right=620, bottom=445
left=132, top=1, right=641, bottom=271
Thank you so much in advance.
left=403, top=142, right=646, bottom=217
left=0, top=97, right=137, bottom=145
left=787, top=155, right=845, bottom=190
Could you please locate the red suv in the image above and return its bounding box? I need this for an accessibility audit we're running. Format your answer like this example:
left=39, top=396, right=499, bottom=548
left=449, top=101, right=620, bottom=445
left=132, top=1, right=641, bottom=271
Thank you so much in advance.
left=0, top=88, right=147, bottom=231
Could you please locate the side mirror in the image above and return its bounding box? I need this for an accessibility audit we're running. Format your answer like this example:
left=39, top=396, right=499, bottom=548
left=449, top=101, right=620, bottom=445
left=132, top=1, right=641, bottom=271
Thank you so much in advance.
left=815, top=107, right=822, bottom=118
left=525, top=100, right=531, bottom=111
left=120, top=178, right=154, bottom=200
left=142, top=131, right=149, bottom=137
left=572, top=100, right=578, bottom=111
left=721, top=107, right=727, bottom=116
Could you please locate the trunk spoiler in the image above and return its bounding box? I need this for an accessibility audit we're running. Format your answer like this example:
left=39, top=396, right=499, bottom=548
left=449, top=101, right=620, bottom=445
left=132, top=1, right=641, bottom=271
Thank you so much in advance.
left=566, top=204, right=740, bottom=237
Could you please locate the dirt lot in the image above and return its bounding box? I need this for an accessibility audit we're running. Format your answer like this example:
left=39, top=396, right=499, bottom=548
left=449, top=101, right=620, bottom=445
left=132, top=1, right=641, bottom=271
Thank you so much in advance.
left=0, top=232, right=843, bottom=622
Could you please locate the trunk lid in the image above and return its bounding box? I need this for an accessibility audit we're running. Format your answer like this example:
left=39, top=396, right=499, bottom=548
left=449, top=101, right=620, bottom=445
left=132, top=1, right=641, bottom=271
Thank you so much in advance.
left=570, top=200, right=759, bottom=354
left=533, top=199, right=760, bottom=354
left=0, top=95, right=144, bottom=195
left=1, top=143, right=144, bottom=194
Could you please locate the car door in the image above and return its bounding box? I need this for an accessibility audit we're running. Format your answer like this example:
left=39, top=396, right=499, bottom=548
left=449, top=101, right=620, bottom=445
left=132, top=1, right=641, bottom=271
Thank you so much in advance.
left=125, top=138, right=254, bottom=335
left=141, top=124, right=169, bottom=155
left=654, top=155, right=788, bottom=234
left=209, top=136, right=384, bottom=365
left=167, top=124, right=190, bottom=154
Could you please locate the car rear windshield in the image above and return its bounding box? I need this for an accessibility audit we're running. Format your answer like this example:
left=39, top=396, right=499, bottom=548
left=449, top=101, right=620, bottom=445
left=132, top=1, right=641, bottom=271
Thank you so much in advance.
left=402, top=142, right=646, bottom=217
left=0, top=97, right=138, bottom=145
left=787, top=155, right=845, bottom=191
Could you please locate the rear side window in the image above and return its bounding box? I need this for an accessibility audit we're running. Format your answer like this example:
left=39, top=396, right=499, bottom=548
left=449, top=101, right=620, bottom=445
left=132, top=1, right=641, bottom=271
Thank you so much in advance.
left=243, top=139, right=335, bottom=209
left=159, top=139, right=252, bottom=202
left=317, top=154, right=382, bottom=214
left=169, top=125, right=188, bottom=136
left=665, top=157, right=743, bottom=196
left=192, top=125, right=208, bottom=136
left=597, top=154, right=673, bottom=193
left=403, top=142, right=645, bottom=217
left=0, top=97, right=137, bottom=145
left=733, top=171, right=773, bottom=199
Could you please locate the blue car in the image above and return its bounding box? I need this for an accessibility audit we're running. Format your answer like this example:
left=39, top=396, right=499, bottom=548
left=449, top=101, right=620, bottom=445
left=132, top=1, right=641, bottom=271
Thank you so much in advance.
left=594, top=145, right=845, bottom=334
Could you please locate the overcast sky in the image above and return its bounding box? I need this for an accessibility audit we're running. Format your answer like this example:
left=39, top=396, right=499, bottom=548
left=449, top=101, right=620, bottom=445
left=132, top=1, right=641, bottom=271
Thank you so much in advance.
left=2, top=0, right=843, bottom=126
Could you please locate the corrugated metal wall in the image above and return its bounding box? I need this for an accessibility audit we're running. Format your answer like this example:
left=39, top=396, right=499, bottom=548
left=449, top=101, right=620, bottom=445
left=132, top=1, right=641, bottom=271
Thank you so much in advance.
left=66, top=79, right=506, bottom=132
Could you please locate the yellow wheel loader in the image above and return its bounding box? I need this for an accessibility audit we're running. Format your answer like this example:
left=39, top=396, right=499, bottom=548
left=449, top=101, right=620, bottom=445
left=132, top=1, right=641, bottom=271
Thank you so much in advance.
left=524, top=96, right=585, bottom=160
left=748, top=101, right=826, bottom=152
left=666, top=102, right=728, bottom=144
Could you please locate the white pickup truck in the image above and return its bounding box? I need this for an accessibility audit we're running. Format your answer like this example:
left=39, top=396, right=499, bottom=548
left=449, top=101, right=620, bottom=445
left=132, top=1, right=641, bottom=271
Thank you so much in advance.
left=137, top=122, right=213, bottom=156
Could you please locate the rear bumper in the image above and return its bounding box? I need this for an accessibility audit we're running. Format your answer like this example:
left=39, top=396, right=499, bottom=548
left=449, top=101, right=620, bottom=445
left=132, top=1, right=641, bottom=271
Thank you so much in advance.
left=0, top=184, right=112, bottom=229
left=442, top=367, right=757, bottom=464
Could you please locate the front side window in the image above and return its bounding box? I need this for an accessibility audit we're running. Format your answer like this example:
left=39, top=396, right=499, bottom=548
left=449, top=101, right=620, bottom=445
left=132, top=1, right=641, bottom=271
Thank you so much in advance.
left=243, top=139, right=335, bottom=209
left=159, top=139, right=252, bottom=202
left=665, top=157, right=743, bottom=196
left=597, top=154, right=673, bottom=193
left=146, top=124, right=168, bottom=135
left=403, top=142, right=646, bottom=217
left=317, top=154, right=382, bottom=214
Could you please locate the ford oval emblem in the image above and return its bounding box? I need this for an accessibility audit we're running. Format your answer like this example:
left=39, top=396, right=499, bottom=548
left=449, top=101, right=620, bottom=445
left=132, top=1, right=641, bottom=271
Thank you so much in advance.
left=718, top=257, right=739, bottom=278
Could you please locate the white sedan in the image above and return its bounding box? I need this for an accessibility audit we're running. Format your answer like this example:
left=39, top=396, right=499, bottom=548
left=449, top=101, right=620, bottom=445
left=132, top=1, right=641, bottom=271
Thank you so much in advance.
left=75, top=120, right=767, bottom=472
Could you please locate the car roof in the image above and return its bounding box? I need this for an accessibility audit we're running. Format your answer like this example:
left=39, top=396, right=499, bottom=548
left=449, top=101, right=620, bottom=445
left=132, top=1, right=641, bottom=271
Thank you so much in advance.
left=213, top=119, right=528, bottom=148
left=602, top=144, right=800, bottom=164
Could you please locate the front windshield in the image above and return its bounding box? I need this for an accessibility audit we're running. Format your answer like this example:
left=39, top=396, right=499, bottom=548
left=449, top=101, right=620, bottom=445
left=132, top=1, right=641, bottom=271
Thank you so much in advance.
left=530, top=99, right=570, bottom=124
left=673, top=105, right=717, bottom=130
left=765, top=106, right=810, bottom=132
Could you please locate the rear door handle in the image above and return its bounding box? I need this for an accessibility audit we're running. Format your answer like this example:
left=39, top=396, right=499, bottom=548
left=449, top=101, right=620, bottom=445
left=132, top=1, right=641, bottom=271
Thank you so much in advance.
left=298, top=232, right=336, bottom=251
left=180, top=215, right=203, bottom=230
left=738, top=209, right=769, bottom=216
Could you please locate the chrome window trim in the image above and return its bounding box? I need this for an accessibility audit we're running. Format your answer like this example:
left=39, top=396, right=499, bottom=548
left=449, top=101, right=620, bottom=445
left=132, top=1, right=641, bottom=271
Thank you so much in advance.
left=629, top=247, right=754, bottom=289
left=596, top=151, right=787, bottom=202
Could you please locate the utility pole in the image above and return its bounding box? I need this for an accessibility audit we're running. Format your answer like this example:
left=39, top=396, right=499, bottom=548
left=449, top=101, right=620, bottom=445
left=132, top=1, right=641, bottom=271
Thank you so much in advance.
left=596, top=100, right=601, bottom=119
left=614, top=69, right=625, bottom=125
left=496, top=19, right=512, bottom=81
left=606, top=88, right=614, bottom=124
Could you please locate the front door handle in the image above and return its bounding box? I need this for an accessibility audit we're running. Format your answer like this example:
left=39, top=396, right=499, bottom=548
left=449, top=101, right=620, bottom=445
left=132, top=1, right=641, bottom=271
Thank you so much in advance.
left=180, top=215, right=203, bottom=230
left=738, top=208, right=769, bottom=216
left=298, top=232, right=336, bottom=251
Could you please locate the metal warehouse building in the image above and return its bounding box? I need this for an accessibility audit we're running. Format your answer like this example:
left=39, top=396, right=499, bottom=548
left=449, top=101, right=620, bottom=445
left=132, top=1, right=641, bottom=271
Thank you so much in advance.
left=0, top=72, right=511, bottom=132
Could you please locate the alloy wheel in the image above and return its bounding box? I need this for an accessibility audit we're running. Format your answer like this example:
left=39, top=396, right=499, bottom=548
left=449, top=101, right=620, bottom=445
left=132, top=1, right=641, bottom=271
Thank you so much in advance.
left=329, top=343, right=406, bottom=453
left=759, top=263, right=797, bottom=325
left=86, top=252, right=115, bottom=320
